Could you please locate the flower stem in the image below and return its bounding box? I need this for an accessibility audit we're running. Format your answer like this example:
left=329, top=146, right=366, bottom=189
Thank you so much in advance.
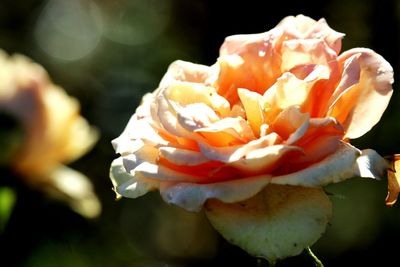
left=307, top=247, right=324, bottom=267
left=256, top=258, right=275, bottom=267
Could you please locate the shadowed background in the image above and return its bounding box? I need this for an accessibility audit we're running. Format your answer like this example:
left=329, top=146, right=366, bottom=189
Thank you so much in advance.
left=0, top=0, right=399, bottom=266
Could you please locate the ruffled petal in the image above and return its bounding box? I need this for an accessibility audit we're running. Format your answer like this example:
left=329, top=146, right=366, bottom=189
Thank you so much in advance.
left=198, top=132, right=282, bottom=162
left=329, top=48, right=393, bottom=139
left=159, top=147, right=209, bottom=166
left=195, top=116, right=255, bottom=145
left=277, top=15, right=344, bottom=54
left=110, top=157, right=158, bottom=199
left=272, top=142, right=386, bottom=186
left=159, top=60, right=212, bottom=88
left=237, top=88, right=265, bottom=136
left=160, top=176, right=271, bottom=212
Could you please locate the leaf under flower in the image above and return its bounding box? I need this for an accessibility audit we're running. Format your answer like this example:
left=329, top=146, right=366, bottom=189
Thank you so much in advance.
left=204, top=184, right=332, bottom=262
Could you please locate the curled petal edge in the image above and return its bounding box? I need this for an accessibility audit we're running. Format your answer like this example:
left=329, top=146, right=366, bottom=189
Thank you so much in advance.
left=158, top=142, right=387, bottom=211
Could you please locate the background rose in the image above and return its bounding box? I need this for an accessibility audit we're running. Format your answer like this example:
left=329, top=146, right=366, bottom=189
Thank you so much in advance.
left=0, top=50, right=100, bottom=218
left=111, top=15, right=393, bottom=261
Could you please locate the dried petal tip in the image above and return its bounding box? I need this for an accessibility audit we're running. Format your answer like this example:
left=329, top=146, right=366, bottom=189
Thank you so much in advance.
left=385, top=154, right=400, bottom=207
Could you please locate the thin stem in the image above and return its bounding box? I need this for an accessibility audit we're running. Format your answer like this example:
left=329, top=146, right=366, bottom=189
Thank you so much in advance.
left=256, top=258, right=275, bottom=267
left=307, top=247, right=324, bottom=267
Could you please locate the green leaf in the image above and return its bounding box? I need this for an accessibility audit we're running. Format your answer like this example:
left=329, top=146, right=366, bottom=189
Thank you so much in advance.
left=0, top=187, right=16, bottom=232
left=204, top=184, right=332, bottom=263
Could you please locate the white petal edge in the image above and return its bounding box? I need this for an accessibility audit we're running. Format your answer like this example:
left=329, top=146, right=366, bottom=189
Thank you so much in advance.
left=110, top=157, right=158, bottom=199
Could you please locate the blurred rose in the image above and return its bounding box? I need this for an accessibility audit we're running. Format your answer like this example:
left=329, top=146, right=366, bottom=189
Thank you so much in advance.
left=111, top=14, right=392, bottom=210
left=110, top=15, right=393, bottom=260
left=0, top=50, right=100, bottom=218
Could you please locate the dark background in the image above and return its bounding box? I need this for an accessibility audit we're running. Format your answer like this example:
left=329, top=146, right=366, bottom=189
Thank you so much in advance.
left=0, top=0, right=399, bottom=266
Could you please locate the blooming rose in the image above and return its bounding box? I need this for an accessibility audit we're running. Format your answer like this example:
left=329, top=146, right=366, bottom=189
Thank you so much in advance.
left=110, top=15, right=393, bottom=260
left=0, top=50, right=100, bottom=218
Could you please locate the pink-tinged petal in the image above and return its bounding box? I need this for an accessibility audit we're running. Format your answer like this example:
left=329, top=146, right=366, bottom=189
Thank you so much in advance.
left=277, top=15, right=344, bottom=54
left=328, top=53, right=361, bottom=108
left=231, top=145, right=303, bottom=174
left=110, top=157, right=159, bottom=199
left=135, top=162, right=203, bottom=183
left=156, top=93, right=194, bottom=138
left=121, top=145, right=203, bottom=183
left=158, top=142, right=388, bottom=212
left=160, top=176, right=271, bottom=212
left=328, top=48, right=393, bottom=139
left=217, top=32, right=282, bottom=101
left=264, top=68, right=329, bottom=118
left=271, top=105, right=310, bottom=141
left=159, top=147, right=209, bottom=166
left=159, top=60, right=212, bottom=88
left=112, top=116, right=169, bottom=155
left=290, top=135, right=342, bottom=165
left=205, top=184, right=332, bottom=262
left=198, top=132, right=282, bottom=162
left=292, top=117, right=344, bottom=148
left=280, top=39, right=337, bottom=72
left=271, top=142, right=387, bottom=186
left=277, top=14, right=318, bottom=34
left=177, top=103, right=219, bottom=132
left=195, top=116, right=255, bottom=143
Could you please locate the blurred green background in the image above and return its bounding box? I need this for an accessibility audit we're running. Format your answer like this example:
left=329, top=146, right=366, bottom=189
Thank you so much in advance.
left=0, top=0, right=399, bottom=266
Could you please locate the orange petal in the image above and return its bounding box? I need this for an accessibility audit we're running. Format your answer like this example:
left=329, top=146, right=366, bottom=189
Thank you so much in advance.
left=198, top=132, right=282, bottom=162
left=329, top=48, right=393, bottom=139
left=237, top=88, right=265, bottom=136
left=386, top=155, right=400, bottom=207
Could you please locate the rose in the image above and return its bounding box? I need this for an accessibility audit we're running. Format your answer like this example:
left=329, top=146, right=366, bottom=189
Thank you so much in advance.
left=110, top=15, right=393, bottom=261
left=0, top=50, right=100, bottom=218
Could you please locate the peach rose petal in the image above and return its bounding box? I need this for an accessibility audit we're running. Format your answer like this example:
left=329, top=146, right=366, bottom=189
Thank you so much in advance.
left=231, top=145, right=303, bottom=173
left=176, top=103, right=219, bottom=131
left=195, top=117, right=255, bottom=143
left=280, top=39, right=337, bottom=73
left=271, top=105, right=310, bottom=142
left=290, top=135, right=341, bottom=165
left=164, top=82, right=230, bottom=117
left=112, top=116, right=169, bottom=155
left=160, top=176, right=271, bottom=212
left=329, top=48, right=393, bottom=139
left=159, top=147, right=209, bottom=166
left=237, top=88, right=265, bottom=136
left=121, top=146, right=203, bottom=183
left=156, top=94, right=194, bottom=138
left=159, top=60, right=211, bottom=87
left=198, top=132, right=281, bottom=162
left=204, top=184, right=332, bottom=262
left=217, top=35, right=281, bottom=100
left=277, top=15, right=344, bottom=54
left=156, top=142, right=387, bottom=212
left=386, top=155, right=400, bottom=207
left=272, top=142, right=386, bottom=187
left=110, top=157, right=159, bottom=199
